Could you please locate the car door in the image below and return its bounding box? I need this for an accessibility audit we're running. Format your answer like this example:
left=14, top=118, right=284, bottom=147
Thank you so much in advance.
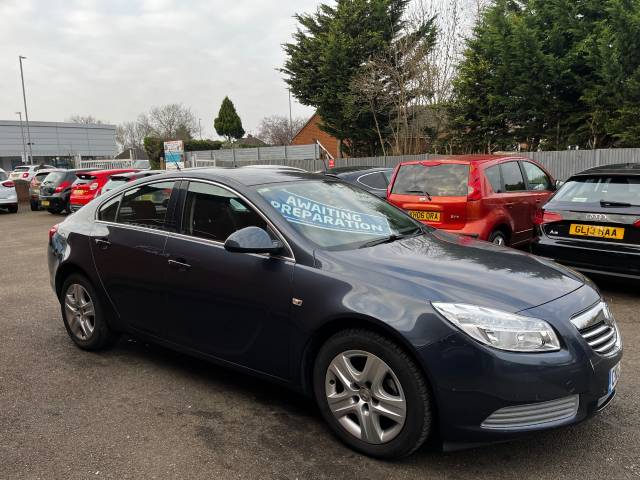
left=521, top=161, right=554, bottom=238
left=498, top=161, right=531, bottom=245
left=162, top=180, right=295, bottom=380
left=91, top=180, right=179, bottom=336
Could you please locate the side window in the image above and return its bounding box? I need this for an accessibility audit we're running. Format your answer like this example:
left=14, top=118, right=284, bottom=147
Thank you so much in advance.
left=98, top=195, right=121, bottom=222
left=500, top=162, right=526, bottom=192
left=522, top=162, right=551, bottom=191
left=485, top=166, right=502, bottom=193
left=358, top=172, right=388, bottom=190
left=182, top=182, right=267, bottom=242
left=117, top=181, right=176, bottom=229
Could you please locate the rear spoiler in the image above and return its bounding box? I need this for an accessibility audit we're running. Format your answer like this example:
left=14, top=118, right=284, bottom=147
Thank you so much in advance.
left=76, top=174, right=97, bottom=180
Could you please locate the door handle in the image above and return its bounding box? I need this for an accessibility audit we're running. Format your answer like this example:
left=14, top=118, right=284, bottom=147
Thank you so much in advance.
left=94, top=238, right=111, bottom=250
left=168, top=259, right=191, bottom=271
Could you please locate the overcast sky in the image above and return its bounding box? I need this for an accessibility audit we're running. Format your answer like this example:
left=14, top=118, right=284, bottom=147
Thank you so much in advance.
left=0, top=0, right=321, bottom=139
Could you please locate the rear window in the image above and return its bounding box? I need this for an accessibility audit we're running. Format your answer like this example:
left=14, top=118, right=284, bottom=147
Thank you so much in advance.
left=14, top=166, right=29, bottom=172
left=102, top=178, right=128, bottom=192
left=42, top=172, right=67, bottom=185
left=35, top=172, right=50, bottom=182
left=552, top=176, right=640, bottom=205
left=392, top=164, right=469, bottom=197
left=0, top=172, right=7, bottom=181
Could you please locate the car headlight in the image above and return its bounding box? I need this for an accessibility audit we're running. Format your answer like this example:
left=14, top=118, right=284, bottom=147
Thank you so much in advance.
left=432, top=303, right=560, bottom=352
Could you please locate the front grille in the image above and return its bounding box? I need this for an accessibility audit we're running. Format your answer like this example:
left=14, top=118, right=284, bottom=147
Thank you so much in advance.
left=481, top=395, right=579, bottom=430
left=571, top=301, right=620, bottom=356
left=580, top=321, right=618, bottom=355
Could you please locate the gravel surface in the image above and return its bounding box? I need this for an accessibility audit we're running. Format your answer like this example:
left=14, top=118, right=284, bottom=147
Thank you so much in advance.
left=1, top=206, right=638, bottom=479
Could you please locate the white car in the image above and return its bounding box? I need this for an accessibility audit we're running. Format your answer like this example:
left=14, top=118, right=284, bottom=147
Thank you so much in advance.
left=9, top=164, right=56, bottom=182
left=0, top=168, right=18, bottom=213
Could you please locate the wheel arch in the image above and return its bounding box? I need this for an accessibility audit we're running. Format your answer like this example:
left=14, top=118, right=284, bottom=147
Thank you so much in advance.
left=55, top=262, right=92, bottom=300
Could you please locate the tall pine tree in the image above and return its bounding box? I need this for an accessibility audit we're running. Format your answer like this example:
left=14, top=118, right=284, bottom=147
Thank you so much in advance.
left=214, top=97, right=245, bottom=143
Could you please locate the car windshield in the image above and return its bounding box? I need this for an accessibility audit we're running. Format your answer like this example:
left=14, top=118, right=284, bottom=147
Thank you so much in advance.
left=257, top=180, right=422, bottom=251
left=0, top=171, right=7, bottom=181
left=42, top=171, right=67, bottom=185
left=552, top=176, right=640, bottom=205
left=391, top=163, right=469, bottom=197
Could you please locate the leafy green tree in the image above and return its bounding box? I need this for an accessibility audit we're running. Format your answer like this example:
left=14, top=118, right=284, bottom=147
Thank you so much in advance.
left=214, top=97, right=245, bottom=143
left=282, top=0, right=410, bottom=156
left=449, top=0, right=640, bottom=151
left=143, top=137, right=164, bottom=170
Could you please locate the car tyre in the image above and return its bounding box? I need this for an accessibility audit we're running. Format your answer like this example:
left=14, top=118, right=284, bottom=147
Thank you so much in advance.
left=313, top=329, right=432, bottom=459
left=8, top=204, right=18, bottom=214
left=489, top=230, right=509, bottom=246
left=30, top=200, right=39, bottom=211
left=60, top=274, right=118, bottom=350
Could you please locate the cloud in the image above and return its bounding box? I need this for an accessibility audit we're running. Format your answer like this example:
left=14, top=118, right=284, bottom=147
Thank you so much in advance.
left=0, top=0, right=319, bottom=139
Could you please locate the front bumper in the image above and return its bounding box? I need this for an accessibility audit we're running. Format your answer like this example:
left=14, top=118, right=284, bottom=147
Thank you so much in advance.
left=532, top=235, right=640, bottom=279
left=419, top=287, right=622, bottom=447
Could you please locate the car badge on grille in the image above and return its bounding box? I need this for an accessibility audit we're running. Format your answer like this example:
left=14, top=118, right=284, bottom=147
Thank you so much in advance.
left=586, top=213, right=608, bottom=221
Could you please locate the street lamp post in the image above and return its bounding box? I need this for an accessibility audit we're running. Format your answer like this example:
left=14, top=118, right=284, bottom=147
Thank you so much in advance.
left=199, top=118, right=203, bottom=140
left=18, top=55, right=34, bottom=165
left=16, top=112, right=28, bottom=164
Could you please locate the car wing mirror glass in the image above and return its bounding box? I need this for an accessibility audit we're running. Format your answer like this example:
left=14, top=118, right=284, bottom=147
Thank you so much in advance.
left=224, top=226, right=284, bottom=255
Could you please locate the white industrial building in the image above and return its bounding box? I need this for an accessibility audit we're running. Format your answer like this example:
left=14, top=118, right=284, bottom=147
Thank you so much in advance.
left=0, top=120, right=117, bottom=171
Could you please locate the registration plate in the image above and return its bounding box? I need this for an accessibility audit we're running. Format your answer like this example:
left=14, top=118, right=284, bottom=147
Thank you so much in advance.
left=609, top=362, right=621, bottom=394
left=409, top=210, right=441, bottom=222
left=41, top=200, right=49, bottom=207
left=73, top=190, right=85, bottom=196
left=569, top=224, right=625, bottom=240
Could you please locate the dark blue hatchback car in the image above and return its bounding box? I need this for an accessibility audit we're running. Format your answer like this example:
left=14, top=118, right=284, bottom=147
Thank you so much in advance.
left=48, top=167, right=622, bottom=458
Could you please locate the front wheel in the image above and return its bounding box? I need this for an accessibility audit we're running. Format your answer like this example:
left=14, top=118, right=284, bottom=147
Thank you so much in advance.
left=8, top=204, right=18, bottom=214
left=60, top=274, right=118, bottom=350
left=313, top=329, right=432, bottom=459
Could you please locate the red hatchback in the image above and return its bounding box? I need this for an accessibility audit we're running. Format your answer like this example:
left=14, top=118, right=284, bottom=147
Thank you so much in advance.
left=69, top=168, right=139, bottom=212
left=387, top=155, right=556, bottom=246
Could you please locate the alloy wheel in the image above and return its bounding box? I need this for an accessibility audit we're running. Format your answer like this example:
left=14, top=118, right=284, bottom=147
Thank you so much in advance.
left=325, top=350, right=407, bottom=444
left=64, top=284, right=96, bottom=340
left=492, top=234, right=506, bottom=246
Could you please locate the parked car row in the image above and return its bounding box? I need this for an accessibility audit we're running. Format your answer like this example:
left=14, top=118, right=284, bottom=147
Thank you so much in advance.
left=48, top=165, right=623, bottom=459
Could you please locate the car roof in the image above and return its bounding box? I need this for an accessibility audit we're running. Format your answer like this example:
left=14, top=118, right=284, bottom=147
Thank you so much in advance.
left=397, top=154, right=530, bottom=166
left=573, top=163, right=640, bottom=177
left=146, top=166, right=321, bottom=187
left=109, top=170, right=163, bottom=180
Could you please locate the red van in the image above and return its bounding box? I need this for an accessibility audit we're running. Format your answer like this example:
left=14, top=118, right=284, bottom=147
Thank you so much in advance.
left=69, top=168, right=139, bottom=212
left=387, top=155, right=556, bottom=246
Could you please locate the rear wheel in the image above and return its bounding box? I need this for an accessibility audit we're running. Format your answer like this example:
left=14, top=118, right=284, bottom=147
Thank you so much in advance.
left=30, top=200, right=39, bottom=211
left=8, top=204, right=18, bottom=214
left=489, top=229, right=508, bottom=246
left=60, top=274, right=118, bottom=350
left=313, top=329, right=432, bottom=459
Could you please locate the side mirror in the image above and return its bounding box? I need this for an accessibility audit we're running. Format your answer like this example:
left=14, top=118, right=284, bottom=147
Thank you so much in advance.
left=554, top=179, right=564, bottom=191
left=224, top=226, right=284, bottom=255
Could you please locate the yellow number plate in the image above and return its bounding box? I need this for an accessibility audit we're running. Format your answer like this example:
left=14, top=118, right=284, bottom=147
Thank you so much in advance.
left=41, top=200, right=49, bottom=207
left=569, top=224, right=625, bottom=240
left=409, top=210, right=441, bottom=221
left=73, top=190, right=85, bottom=196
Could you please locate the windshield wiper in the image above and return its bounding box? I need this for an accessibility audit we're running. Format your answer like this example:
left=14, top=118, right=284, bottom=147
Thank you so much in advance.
left=358, top=227, right=423, bottom=249
left=600, top=200, right=640, bottom=208
left=405, top=189, right=432, bottom=201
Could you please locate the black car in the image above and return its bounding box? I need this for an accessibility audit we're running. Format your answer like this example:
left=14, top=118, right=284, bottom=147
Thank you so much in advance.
left=323, top=166, right=394, bottom=198
left=98, top=170, right=163, bottom=196
left=48, top=168, right=622, bottom=458
left=533, top=163, right=640, bottom=279
left=39, top=169, right=92, bottom=214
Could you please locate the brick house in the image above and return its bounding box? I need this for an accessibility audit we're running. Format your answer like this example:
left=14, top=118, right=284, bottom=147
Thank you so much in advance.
left=290, top=113, right=343, bottom=158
